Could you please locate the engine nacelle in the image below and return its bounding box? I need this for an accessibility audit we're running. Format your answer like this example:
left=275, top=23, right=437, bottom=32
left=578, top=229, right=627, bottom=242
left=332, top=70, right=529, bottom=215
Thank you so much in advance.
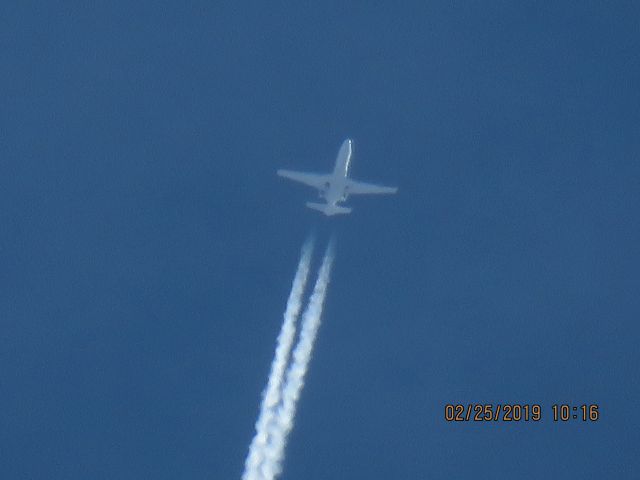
left=318, top=182, right=330, bottom=199
left=340, top=186, right=350, bottom=202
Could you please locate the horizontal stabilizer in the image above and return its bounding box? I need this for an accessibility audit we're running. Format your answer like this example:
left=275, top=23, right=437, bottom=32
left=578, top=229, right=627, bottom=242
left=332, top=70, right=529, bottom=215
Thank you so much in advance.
left=306, top=202, right=352, bottom=216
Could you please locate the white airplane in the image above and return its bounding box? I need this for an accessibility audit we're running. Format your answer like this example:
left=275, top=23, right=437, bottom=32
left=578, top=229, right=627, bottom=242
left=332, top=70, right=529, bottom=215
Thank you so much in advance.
left=277, top=139, right=398, bottom=216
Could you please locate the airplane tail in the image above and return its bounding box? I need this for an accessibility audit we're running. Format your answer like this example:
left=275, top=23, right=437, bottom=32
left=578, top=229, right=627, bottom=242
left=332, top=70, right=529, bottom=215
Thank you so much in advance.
left=306, top=202, right=352, bottom=216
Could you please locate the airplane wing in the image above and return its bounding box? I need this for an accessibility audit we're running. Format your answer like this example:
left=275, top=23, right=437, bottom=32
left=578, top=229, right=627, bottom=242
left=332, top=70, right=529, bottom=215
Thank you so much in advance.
left=277, top=169, right=330, bottom=190
left=346, top=179, right=398, bottom=195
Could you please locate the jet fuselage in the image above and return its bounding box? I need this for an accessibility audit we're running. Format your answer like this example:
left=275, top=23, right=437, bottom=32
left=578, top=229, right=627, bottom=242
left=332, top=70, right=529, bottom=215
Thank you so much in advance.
left=321, top=139, right=353, bottom=207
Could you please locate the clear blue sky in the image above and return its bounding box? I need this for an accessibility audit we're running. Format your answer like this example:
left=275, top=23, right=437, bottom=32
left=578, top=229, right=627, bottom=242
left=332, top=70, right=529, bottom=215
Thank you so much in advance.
left=1, top=2, right=639, bottom=478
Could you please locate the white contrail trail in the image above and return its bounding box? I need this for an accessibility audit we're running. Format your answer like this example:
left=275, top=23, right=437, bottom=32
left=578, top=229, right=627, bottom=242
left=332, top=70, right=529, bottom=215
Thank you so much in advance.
left=260, top=238, right=336, bottom=480
left=242, top=237, right=315, bottom=480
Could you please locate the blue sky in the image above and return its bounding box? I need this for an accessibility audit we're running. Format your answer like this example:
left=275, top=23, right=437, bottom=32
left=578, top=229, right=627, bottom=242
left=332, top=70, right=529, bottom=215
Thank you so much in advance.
left=1, top=1, right=639, bottom=478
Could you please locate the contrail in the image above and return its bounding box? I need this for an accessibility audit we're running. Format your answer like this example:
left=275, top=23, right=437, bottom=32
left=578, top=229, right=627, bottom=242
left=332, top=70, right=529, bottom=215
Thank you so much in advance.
left=242, top=237, right=315, bottom=480
left=261, top=237, right=336, bottom=480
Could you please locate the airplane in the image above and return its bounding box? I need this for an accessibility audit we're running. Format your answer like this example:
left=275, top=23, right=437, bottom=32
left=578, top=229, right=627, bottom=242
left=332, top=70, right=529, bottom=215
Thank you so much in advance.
left=277, top=139, right=397, bottom=215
